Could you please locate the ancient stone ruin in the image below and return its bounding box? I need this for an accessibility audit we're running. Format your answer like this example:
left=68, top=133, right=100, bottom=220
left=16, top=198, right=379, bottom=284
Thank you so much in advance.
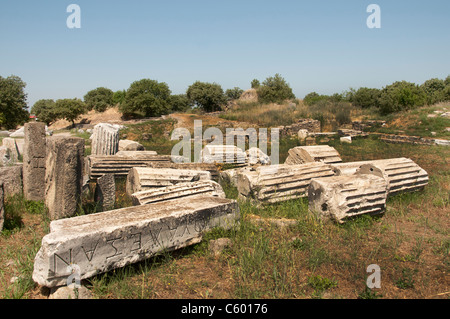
left=126, top=167, right=213, bottom=196
left=284, top=145, right=343, bottom=165
left=131, top=180, right=225, bottom=206
left=308, top=174, right=388, bottom=224
left=237, top=163, right=335, bottom=204
left=90, top=123, right=121, bottom=156
left=45, top=136, right=85, bottom=220
left=23, top=122, right=46, bottom=201
left=32, top=196, right=240, bottom=288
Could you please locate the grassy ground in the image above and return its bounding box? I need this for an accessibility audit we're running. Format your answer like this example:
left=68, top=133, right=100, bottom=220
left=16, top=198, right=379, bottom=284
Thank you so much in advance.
left=0, top=133, right=448, bottom=299
left=0, top=103, right=449, bottom=299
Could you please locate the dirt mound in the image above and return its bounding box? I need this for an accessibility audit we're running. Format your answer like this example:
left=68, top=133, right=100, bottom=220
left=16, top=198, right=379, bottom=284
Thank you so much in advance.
left=49, top=106, right=124, bottom=130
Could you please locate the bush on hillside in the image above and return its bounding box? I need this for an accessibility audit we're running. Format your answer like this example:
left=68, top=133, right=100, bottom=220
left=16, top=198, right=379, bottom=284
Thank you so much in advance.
left=257, top=74, right=295, bottom=104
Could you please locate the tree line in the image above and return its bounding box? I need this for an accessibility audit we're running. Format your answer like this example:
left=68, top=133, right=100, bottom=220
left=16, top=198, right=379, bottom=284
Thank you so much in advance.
left=304, top=76, right=450, bottom=114
left=1, top=73, right=449, bottom=129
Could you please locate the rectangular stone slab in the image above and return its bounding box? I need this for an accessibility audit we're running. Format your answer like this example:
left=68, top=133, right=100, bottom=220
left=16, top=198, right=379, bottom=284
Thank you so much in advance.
left=32, top=196, right=239, bottom=288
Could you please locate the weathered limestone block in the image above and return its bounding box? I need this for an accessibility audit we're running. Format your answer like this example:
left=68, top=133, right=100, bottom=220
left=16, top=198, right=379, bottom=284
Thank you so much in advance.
left=201, top=145, right=247, bottom=166
left=331, top=158, right=429, bottom=196
left=148, top=162, right=220, bottom=182
left=246, top=147, right=271, bottom=165
left=358, top=158, right=429, bottom=196
left=94, top=174, right=116, bottom=211
left=0, top=183, right=4, bottom=231
left=0, top=165, right=23, bottom=197
left=45, top=137, right=85, bottom=220
left=23, top=122, right=46, bottom=201
left=285, top=145, right=342, bottom=165
left=90, top=123, right=120, bottom=156
left=126, top=167, right=212, bottom=196
left=118, top=140, right=145, bottom=152
left=32, top=196, right=240, bottom=288
left=115, top=151, right=157, bottom=158
left=131, top=180, right=225, bottom=206
left=2, top=138, right=20, bottom=162
left=308, top=174, right=388, bottom=224
left=87, top=155, right=172, bottom=179
left=237, top=163, right=335, bottom=204
left=220, top=167, right=253, bottom=187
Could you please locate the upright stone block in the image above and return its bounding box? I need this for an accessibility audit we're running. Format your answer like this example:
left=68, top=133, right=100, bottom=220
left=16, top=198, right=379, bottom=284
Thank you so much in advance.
left=23, top=122, right=46, bottom=201
left=94, top=174, right=116, bottom=212
left=45, top=137, right=85, bottom=220
left=0, top=164, right=23, bottom=197
left=32, top=196, right=240, bottom=288
left=90, top=123, right=120, bottom=156
left=0, top=183, right=4, bottom=232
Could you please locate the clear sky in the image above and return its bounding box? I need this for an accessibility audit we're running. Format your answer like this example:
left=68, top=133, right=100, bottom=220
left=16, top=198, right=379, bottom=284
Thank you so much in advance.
left=1, top=0, right=449, bottom=108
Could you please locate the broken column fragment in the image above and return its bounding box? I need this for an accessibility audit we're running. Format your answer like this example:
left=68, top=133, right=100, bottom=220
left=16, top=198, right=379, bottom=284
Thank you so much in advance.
left=284, top=145, right=342, bottom=165
left=94, top=174, right=116, bottom=211
left=331, top=157, right=429, bottom=196
left=308, top=174, right=388, bottom=224
left=131, top=180, right=226, bottom=206
left=237, top=163, right=335, bottom=204
left=201, top=145, right=247, bottom=166
left=90, top=123, right=120, bottom=156
left=45, top=136, right=85, bottom=220
left=32, top=196, right=240, bottom=288
left=87, top=155, right=172, bottom=179
left=126, top=167, right=212, bottom=196
left=23, top=122, right=46, bottom=201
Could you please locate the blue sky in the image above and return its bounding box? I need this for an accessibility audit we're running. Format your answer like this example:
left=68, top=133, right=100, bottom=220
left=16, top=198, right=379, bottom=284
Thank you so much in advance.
left=1, top=0, right=449, bottom=108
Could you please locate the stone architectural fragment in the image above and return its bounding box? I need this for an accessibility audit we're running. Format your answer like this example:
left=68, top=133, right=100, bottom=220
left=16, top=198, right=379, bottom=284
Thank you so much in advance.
left=237, top=163, right=335, bottom=204
left=94, top=174, right=116, bottom=211
left=308, top=174, right=388, bottom=224
left=126, top=167, right=212, bottom=196
left=45, top=137, right=85, bottom=220
left=285, top=145, right=342, bottom=165
left=23, top=122, right=46, bottom=201
left=32, top=196, right=239, bottom=287
left=131, top=180, right=225, bottom=206
left=90, top=123, right=120, bottom=156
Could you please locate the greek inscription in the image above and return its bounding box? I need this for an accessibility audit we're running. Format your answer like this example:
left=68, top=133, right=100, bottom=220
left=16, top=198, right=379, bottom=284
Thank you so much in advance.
left=106, top=237, right=123, bottom=260
left=51, top=249, right=73, bottom=275
left=82, top=240, right=99, bottom=262
left=130, top=233, right=142, bottom=252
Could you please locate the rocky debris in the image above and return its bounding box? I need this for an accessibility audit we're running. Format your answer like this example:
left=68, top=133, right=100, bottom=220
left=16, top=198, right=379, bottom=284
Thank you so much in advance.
left=247, top=214, right=297, bottom=229
left=0, top=183, right=4, bottom=231
left=285, top=145, right=342, bottom=165
left=308, top=174, right=388, bottom=224
left=118, top=140, right=145, bottom=152
left=209, top=238, right=232, bottom=257
left=279, top=119, right=321, bottom=137
left=48, top=285, right=92, bottom=299
left=246, top=147, right=271, bottom=165
left=32, top=196, right=239, bottom=288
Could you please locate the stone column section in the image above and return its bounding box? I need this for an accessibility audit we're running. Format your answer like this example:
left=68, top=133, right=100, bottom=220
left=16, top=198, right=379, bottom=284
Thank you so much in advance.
left=23, top=122, right=46, bottom=201
left=45, top=136, right=85, bottom=220
left=90, top=123, right=120, bottom=156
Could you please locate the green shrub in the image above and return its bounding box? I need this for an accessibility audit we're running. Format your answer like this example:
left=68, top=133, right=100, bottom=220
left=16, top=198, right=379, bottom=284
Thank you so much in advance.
left=186, top=81, right=227, bottom=112
left=378, top=81, right=426, bottom=114
left=421, top=78, right=446, bottom=105
left=120, top=79, right=172, bottom=117
left=31, top=99, right=58, bottom=126
left=351, top=87, right=381, bottom=109
left=169, top=94, right=191, bottom=112
left=257, top=74, right=295, bottom=104
left=251, top=79, right=260, bottom=89
left=84, top=87, right=114, bottom=112
left=0, top=75, right=29, bottom=129
left=225, top=87, right=244, bottom=101
left=55, top=98, right=86, bottom=126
